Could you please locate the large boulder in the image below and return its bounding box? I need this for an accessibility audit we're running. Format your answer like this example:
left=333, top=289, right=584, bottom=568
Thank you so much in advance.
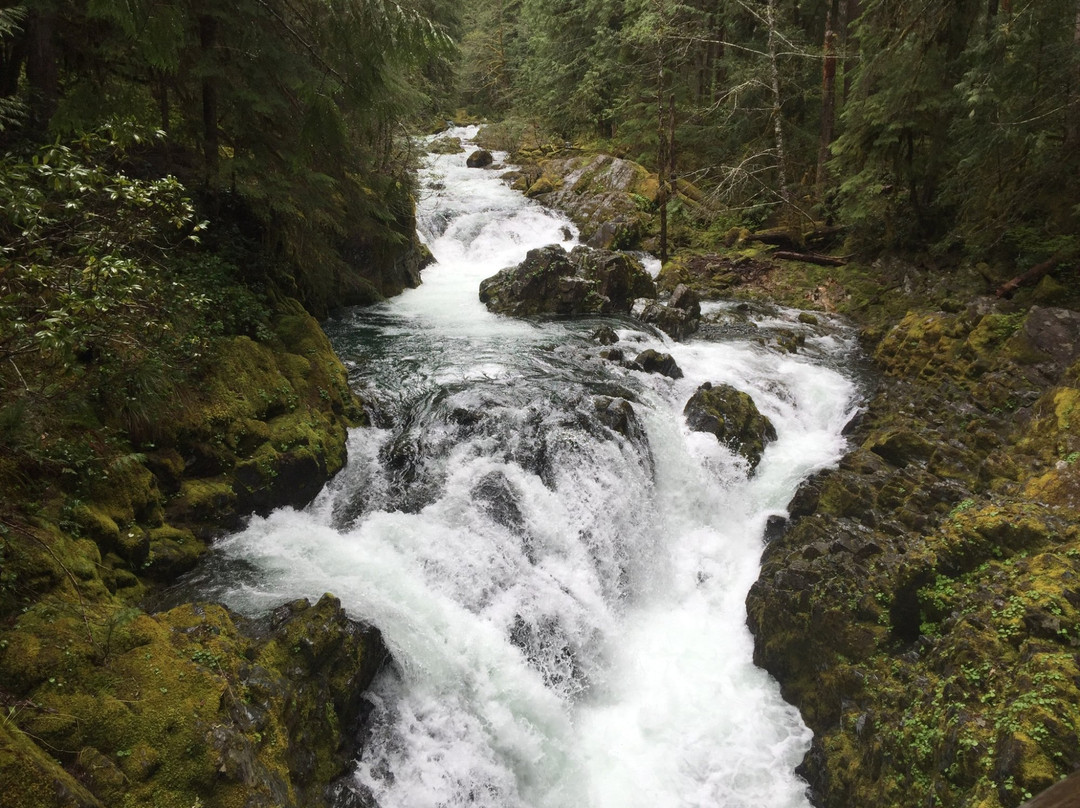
left=479, top=244, right=657, bottom=317
left=639, top=283, right=702, bottom=340
left=684, top=382, right=777, bottom=471
left=466, top=149, right=494, bottom=168
left=520, top=154, right=659, bottom=249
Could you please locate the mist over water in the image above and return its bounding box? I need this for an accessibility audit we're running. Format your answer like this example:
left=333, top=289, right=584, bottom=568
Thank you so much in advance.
left=210, top=127, right=862, bottom=807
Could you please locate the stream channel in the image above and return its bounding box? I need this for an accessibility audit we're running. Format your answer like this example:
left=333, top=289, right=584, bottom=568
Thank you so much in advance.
left=199, top=127, right=864, bottom=808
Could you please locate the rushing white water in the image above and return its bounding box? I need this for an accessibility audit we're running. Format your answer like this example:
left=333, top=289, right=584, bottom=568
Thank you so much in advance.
left=210, top=127, right=861, bottom=808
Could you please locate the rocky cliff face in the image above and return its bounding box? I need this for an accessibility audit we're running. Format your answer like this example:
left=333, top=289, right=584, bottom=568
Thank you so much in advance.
left=747, top=305, right=1080, bottom=808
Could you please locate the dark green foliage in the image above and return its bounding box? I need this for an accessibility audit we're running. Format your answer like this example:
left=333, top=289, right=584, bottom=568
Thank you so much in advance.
left=1, top=0, right=455, bottom=311
left=460, top=0, right=1079, bottom=265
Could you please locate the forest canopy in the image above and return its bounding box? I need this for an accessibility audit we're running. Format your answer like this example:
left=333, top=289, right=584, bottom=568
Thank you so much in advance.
left=458, top=0, right=1080, bottom=268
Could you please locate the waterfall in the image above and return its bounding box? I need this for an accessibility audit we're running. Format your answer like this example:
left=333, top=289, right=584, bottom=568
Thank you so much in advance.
left=209, top=127, right=861, bottom=808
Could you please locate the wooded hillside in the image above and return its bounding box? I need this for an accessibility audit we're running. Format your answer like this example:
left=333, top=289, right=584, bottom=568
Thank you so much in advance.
left=458, top=0, right=1080, bottom=272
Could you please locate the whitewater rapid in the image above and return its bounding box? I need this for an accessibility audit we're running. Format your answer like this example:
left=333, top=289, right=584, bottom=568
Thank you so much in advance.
left=210, top=127, right=861, bottom=808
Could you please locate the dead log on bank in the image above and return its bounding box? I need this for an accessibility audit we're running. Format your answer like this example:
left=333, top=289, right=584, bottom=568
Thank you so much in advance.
left=995, top=251, right=1068, bottom=298
left=773, top=250, right=848, bottom=266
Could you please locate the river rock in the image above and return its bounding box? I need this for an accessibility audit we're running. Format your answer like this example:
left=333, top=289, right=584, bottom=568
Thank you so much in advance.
left=593, top=325, right=619, bottom=345
left=519, top=153, right=659, bottom=249
left=429, top=135, right=463, bottom=154
left=633, top=349, right=683, bottom=379
left=639, top=282, right=702, bottom=340
left=466, top=149, right=494, bottom=168
left=478, top=244, right=657, bottom=316
left=684, top=382, right=776, bottom=471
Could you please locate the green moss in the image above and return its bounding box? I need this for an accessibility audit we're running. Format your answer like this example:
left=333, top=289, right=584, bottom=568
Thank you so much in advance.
left=0, top=720, right=103, bottom=808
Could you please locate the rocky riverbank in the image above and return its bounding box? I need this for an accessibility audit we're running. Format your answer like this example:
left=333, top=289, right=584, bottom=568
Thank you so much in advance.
left=747, top=302, right=1080, bottom=808
left=0, top=299, right=386, bottom=808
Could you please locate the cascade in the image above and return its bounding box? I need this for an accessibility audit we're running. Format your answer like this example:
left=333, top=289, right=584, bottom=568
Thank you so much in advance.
left=209, top=127, right=862, bottom=808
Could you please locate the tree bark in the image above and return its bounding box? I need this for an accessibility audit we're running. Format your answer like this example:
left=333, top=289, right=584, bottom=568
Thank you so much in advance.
left=841, top=0, right=859, bottom=104
left=658, top=66, right=669, bottom=264
left=816, top=6, right=838, bottom=189
left=24, top=10, right=57, bottom=130
left=199, top=14, right=219, bottom=182
left=765, top=0, right=791, bottom=212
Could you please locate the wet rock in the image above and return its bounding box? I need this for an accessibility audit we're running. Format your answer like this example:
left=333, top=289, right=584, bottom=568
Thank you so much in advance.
left=428, top=135, right=463, bottom=154
left=633, top=349, right=683, bottom=379
left=479, top=244, right=656, bottom=317
left=669, top=283, right=702, bottom=318
left=684, top=382, right=777, bottom=471
left=638, top=302, right=698, bottom=341
left=593, top=396, right=647, bottom=445
left=764, top=514, right=788, bottom=542
left=466, top=149, right=493, bottom=168
left=638, top=284, right=701, bottom=340
left=472, top=471, right=525, bottom=532
left=593, top=325, right=619, bottom=345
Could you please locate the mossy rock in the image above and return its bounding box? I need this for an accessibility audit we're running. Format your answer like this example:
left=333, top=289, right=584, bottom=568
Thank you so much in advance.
left=0, top=593, right=388, bottom=808
left=144, top=526, right=204, bottom=580
left=683, top=382, right=777, bottom=471
left=0, top=721, right=103, bottom=808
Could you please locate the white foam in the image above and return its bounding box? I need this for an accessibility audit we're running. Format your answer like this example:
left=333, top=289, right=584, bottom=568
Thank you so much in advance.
left=213, top=127, right=860, bottom=808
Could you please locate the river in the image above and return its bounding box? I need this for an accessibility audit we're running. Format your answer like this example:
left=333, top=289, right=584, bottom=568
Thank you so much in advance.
left=208, top=127, right=862, bottom=808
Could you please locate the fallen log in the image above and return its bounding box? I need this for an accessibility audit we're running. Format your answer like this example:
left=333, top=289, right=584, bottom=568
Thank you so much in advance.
left=773, top=250, right=848, bottom=267
left=996, top=251, right=1067, bottom=298
left=746, top=225, right=846, bottom=251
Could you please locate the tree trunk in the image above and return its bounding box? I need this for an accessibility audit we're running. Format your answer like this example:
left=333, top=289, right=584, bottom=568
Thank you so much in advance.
left=1068, top=0, right=1080, bottom=150
left=765, top=0, right=791, bottom=212
left=199, top=14, right=219, bottom=182
left=841, top=0, right=859, bottom=103
left=24, top=10, right=57, bottom=131
left=0, top=14, right=27, bottom=98
left=658, top=62, right=669, bottom=264
left=816, top=5, right=838, bottom=189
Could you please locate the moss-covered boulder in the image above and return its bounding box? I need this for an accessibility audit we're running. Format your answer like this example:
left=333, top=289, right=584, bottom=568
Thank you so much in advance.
left=0, top=290, right=378, bottom=808
left=684, top=382, right=777, bottom=471
left=515, top=153, right=659, bottom=249
left=0, top=588, right=386, bottom=808
left=479, top=244, right=656, bottom=317
left=747, top=305, right=1080, bottom=808
left=657, top=252, right=777, bottom=300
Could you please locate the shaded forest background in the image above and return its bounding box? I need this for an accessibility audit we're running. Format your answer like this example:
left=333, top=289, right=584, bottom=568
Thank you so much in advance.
left=0, top=0, right=1078, bottom=487
left=458, top=0, right=1080, bottom=269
